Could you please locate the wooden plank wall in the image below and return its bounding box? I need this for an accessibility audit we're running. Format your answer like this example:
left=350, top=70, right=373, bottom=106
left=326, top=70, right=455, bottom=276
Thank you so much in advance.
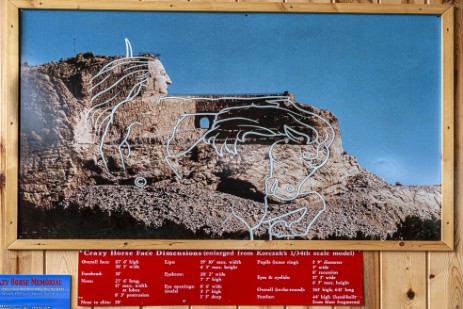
left=0, top=0, right=461, bottom=308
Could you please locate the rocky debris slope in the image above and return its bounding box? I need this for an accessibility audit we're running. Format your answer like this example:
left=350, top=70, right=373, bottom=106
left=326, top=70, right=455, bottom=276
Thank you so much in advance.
left=18, top=54, right=441, bottom=239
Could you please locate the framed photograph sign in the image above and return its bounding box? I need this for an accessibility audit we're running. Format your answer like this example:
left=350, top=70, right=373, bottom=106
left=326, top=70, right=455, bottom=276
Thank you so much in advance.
left=2, top=0, right=454, bottom=250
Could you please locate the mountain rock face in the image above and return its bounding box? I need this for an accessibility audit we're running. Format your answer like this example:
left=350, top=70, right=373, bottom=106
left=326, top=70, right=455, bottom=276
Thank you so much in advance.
left=18, top=53, right=440, bottom=240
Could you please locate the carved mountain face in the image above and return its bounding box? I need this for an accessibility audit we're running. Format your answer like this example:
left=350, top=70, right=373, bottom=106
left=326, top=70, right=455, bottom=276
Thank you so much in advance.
left=17, top=54, right=441, bottom=240
left=148, top=59, right=172, bottom=96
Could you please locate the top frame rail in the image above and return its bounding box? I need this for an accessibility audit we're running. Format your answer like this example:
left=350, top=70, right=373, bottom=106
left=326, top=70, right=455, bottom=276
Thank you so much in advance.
left=9, top=0, right=453, bottom=15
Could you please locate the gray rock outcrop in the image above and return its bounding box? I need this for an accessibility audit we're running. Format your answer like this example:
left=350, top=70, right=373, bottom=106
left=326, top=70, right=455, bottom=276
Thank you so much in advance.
left=18, top=54, right=441, bottom=240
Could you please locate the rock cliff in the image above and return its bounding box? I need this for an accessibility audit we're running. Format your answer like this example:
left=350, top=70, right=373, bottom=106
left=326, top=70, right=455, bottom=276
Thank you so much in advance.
left=18, top=54, right=441, bottom=240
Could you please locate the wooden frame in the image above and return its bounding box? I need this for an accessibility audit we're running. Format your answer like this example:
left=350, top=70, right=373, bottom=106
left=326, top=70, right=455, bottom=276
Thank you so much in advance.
left=1, top=0, right=454, bottom=251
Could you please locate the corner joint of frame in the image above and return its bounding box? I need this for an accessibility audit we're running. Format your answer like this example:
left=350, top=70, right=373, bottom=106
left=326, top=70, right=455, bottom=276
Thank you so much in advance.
left=7, top=0, right=21, bottom=9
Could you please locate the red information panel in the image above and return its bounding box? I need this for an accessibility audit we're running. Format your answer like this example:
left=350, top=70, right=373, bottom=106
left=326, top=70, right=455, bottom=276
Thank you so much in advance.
left=78, top=250, right=363, bottom=306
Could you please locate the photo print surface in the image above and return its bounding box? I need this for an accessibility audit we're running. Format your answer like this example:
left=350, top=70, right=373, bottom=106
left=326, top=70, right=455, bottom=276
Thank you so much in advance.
left=18, top=10, right=442, bottom=241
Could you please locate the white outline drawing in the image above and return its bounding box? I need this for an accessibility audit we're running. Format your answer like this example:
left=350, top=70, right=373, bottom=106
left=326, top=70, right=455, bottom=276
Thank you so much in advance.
left=85, top=39, right=161, bottom=173
left=165, top=96, right=335, bottom=240
left=87, top=39, right=335, bottom=240
left=134, top=176, right=148, bottom=188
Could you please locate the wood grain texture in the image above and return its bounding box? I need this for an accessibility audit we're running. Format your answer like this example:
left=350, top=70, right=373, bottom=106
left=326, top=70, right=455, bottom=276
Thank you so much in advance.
left=5, top=0, right=455, bottom=254
left=0, top=1, right=462, bottom=309
left=402, top=0, right=426, bottom=4
left=333, top=252, right=379, bottom=309
left=334, top=0, right=377, bottom=4
left=46, top=251, right=85, bottom=309
left=287, top=0, right=333, bottom=4
left=380, top=252, right=427, bottom=308
left=441, top=6, right=455, bottom=250
left=0, top=0, right=18, bottom=276
left=4, top=0, right=19, bottom=253
left=428, top=252, right=463, bottom=308
left=17, top=251, right=45, bottom=274
left=378, top=0, right=400, bottom=3
left=7, top=239, right=454, bottom=251
left=8, top=0, right=451, bottom=14
left=428, top=1, right=463, bottom=308
left=0, top=0, right=8, bottom=275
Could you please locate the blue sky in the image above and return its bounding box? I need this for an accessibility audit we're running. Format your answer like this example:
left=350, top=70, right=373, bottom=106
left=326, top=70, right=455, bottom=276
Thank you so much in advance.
left=20, top=10, right=442, bottom=185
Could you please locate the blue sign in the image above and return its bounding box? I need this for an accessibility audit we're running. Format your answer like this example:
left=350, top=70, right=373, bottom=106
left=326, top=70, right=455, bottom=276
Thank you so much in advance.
left=0, top=275, right=70, bottom=309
